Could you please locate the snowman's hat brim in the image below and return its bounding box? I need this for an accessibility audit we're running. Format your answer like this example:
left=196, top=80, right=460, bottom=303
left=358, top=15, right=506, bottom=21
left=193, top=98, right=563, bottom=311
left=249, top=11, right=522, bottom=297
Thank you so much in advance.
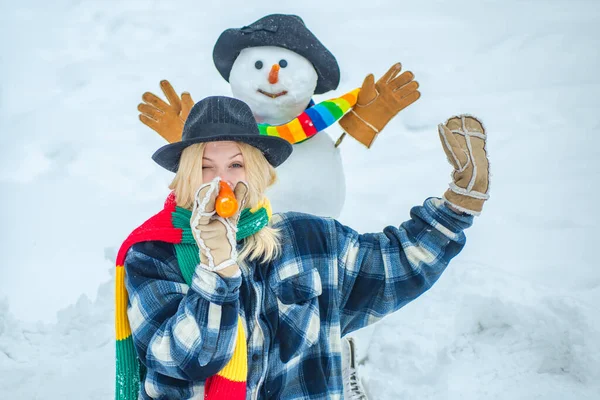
left=213, top=14, right=340, bottom=95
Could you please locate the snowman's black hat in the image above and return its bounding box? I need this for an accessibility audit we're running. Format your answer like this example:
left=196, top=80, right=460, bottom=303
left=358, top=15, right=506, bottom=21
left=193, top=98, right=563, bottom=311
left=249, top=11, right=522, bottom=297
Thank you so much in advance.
left=152, top=96, right=293, bottom=172
left=213, top=14, right=341, bottom=95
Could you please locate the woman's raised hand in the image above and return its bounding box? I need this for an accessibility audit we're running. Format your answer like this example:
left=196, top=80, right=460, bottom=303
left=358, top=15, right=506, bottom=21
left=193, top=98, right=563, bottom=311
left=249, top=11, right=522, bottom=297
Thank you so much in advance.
left=438, top=115, right=490, bottom=215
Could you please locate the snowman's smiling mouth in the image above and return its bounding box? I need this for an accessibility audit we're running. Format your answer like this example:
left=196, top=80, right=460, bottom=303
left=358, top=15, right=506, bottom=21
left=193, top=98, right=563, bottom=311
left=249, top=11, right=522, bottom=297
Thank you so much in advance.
left=257, top=89, right=288, bottom=99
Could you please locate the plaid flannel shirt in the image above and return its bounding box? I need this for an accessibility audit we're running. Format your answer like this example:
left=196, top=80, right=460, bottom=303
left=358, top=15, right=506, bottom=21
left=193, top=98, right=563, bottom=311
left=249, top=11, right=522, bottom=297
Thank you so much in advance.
left=124, top=197, right=474, bottom=399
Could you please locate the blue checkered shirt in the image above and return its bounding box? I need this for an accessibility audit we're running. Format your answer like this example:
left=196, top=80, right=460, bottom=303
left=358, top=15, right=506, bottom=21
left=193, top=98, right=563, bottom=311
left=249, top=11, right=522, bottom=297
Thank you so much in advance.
left=124, top=197, right=474, bottom=399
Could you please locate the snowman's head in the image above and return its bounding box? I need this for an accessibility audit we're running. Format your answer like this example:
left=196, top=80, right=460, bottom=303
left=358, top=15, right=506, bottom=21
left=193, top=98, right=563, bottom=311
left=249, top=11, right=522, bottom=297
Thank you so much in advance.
left=229, top=46, right=318, bottom=125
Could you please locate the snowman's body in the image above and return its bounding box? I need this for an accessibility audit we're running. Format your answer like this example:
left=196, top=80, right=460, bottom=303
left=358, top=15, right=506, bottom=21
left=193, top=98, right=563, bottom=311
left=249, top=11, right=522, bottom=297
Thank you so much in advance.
left=229, top=46, right=346, bottom=218
left=268, top=131, right=345, bottom=218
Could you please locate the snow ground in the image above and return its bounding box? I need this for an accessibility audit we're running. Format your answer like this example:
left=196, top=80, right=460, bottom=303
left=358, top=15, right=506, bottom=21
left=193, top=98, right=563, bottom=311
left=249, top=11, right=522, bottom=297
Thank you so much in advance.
left=1, top=0, right=599, bottom=398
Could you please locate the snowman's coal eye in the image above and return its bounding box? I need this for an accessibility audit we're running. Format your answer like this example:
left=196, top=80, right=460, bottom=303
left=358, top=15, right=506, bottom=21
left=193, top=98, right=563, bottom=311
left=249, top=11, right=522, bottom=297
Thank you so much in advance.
left=279, top=59, right=288, bottom=68
left=255, top=61, right=263, bottom=70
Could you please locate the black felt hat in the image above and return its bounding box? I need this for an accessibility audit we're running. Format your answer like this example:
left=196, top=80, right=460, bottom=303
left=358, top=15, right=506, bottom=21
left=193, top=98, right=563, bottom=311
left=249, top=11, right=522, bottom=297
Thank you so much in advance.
left=213, top=14, right=340, bottom=95
left=152, top=96, right=293, bottom=172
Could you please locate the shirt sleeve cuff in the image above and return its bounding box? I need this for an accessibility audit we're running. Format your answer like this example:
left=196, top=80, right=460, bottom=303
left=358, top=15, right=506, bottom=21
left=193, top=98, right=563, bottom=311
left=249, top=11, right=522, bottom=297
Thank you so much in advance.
left=191, top=266, right=242, bottom=304
left=424, top=197, right=474, bottom=233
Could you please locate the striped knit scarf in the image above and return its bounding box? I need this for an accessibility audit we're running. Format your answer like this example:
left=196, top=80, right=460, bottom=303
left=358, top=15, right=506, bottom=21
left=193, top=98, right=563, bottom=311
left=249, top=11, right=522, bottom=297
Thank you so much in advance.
left=258, top=88, right=359, bottom=144
left=115, top=192, right=271, bottom=399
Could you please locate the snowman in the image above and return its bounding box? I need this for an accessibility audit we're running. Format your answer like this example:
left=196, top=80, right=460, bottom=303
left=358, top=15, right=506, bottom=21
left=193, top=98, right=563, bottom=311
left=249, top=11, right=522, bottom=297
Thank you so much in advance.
left=211, top=14, right=347, bottom=218
left=139, top=14, right=417, bottom=219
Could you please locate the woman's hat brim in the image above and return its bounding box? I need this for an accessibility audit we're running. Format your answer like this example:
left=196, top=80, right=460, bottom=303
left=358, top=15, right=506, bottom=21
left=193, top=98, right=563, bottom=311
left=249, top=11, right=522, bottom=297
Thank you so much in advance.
left=152, top=134, right=293, bottom=173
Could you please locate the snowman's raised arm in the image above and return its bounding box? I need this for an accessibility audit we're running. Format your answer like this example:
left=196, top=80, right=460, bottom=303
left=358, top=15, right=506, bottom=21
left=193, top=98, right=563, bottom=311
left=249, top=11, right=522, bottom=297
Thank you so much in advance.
left=336, top=63, right=420, bottom=149
left=137, top=80, right=194, bottom=143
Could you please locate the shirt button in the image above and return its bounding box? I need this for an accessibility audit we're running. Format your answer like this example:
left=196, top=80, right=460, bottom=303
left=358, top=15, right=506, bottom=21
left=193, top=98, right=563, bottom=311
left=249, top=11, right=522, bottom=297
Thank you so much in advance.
left=216, top=287, right=225, bottom=295
left=252, top=353, right=260, bottom=362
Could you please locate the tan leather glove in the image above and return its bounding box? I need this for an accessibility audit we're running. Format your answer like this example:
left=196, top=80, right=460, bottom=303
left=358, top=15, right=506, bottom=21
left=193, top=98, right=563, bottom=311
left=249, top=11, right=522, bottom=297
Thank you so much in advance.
left=337, top=63, right=420, bottom=148
left=137, top=80, right=194, bottom=143
left=191, top=178, right=249, bottom=272
left=438, top=115, right=490, bottom=216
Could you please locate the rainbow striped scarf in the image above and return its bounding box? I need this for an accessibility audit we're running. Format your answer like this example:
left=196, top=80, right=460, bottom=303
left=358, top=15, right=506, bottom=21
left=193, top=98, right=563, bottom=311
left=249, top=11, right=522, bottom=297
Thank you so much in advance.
left=115, top=192, right=271, bottom=399
left=258, top=89, right=359, bottom=144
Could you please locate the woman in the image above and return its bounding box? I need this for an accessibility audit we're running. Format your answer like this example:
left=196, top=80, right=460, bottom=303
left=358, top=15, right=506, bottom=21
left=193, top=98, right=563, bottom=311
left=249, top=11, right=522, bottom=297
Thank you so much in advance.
left=116, top=96, right=490, bottom=399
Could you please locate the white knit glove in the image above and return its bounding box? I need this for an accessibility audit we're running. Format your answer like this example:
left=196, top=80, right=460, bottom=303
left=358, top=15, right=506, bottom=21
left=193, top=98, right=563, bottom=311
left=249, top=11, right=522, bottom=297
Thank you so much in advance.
left=191, top=177, right=249, bottom=272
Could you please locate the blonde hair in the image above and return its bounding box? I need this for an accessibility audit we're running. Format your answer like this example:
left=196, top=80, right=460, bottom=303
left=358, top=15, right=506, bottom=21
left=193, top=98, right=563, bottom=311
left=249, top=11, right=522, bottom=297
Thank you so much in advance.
left=169, top=142, right=281, bottom=263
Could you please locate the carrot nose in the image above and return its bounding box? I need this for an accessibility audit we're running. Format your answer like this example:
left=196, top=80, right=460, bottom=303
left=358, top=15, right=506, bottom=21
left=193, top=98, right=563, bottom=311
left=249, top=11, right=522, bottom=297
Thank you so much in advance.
left=268, top=64, right=280, bottom=84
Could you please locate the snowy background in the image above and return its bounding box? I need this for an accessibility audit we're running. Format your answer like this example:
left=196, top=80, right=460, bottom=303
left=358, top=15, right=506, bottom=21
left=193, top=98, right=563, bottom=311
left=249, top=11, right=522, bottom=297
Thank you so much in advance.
left=1, top=0, right=599, bottom=398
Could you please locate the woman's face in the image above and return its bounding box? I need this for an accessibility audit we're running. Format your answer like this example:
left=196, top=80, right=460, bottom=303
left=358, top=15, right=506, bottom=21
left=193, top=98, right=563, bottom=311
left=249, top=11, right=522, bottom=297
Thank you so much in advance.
left=201, top=141, right=247, bottom=186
